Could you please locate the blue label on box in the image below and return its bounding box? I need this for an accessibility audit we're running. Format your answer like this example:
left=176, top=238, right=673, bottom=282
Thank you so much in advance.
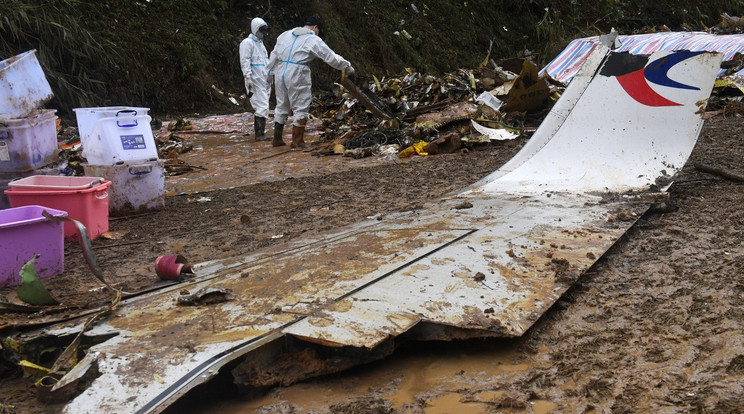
left=120, top=134, right=147, bottom=150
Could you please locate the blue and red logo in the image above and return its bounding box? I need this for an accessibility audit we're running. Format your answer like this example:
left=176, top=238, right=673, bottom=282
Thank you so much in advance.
left=600, top=50, right=704, bottom=106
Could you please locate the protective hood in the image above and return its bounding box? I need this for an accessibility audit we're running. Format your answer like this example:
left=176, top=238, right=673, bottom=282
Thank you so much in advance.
left=251, top=17, right=268, bottom=36
left=291, top=27, right=315, bottom=37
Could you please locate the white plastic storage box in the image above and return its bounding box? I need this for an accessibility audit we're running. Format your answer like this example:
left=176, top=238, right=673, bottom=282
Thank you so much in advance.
left=83, top=159, right=165, bottom=216
left=0, top=50, right=54, bottom=120
left=0, top=109, right=59, bottom=173
left=0, top=205, right=67, bottom=287
left=75, top=108, right=157, bottom=165
left=73, top=106, right=150, bottom=142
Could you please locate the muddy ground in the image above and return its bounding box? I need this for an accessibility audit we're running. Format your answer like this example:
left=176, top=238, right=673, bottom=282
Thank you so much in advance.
left=2, top=113, right=744, bottom=413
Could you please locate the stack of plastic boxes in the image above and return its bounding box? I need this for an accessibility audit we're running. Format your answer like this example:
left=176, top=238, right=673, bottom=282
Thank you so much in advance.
left=0, top=50, right=58, bottom=209
left=75, top=106, right=166, bottom=216
left=0, top=49, right=66, bottom=286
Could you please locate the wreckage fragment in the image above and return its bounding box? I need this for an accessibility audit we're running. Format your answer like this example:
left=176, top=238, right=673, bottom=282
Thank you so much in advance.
left=413, top=101, right=478, bottom=138
left=470, top=120, right=519, bottom=141
left=501, top=59, right=551, bottom=113
left=177, top=287, right=234, bottom=306
left=309, top=52, right=571, bottom=163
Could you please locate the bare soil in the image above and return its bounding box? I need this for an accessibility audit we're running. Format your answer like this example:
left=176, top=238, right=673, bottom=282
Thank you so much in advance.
left=2, top=114, right=744, bottom=413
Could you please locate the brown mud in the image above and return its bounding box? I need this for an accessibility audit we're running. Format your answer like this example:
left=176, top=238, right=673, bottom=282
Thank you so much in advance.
left=2, top=114, right=744, bottom=413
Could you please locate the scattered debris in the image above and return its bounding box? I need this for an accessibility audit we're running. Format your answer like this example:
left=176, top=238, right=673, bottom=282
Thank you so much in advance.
left=177, top=287, right=234, bottom=306
left=100, top=230, right=130, bottom=240
left=311, top=58, right=557, bottom=158
left=155, top=254, right=193, bottom=281
left=168, top=118, right=193, bottom=131
left=501, top=59, right=551, bottom=112
left=471, top=120, right=519, bottom=141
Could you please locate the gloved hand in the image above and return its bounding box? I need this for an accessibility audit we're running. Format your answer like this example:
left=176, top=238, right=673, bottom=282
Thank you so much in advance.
left=244, top=77, right=253, bottom=95
left=346, top=65, right=355, bottom=76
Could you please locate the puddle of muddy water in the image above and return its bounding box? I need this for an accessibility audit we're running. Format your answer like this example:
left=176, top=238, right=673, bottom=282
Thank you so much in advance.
left=180, top=338, right=552, bottom=413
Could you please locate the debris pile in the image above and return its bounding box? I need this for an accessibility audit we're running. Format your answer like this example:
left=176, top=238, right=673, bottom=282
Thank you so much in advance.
left=156, top=119, right=197, bottom=176
left=308, top=58, right=559, bottom=159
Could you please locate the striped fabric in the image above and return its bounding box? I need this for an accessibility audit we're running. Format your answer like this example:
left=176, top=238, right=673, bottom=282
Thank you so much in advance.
left=540, top=32, right=744, bottom=83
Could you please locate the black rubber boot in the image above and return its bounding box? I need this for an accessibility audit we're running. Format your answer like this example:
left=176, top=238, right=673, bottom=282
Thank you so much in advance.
left=272, top=122, right=286, bottom=147
left=254, top=116, right=267, bottom=141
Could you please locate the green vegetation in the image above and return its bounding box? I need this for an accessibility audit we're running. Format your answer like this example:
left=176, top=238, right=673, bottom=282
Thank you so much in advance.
left=1, top=0, right=742, bottom=118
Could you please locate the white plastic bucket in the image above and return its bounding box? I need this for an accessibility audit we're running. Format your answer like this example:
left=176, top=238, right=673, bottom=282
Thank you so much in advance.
left=0, top=50, right=54, bottom=120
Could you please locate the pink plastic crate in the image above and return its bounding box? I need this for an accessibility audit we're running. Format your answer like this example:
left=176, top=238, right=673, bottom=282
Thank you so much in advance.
left=0, top=205, right=67, bottom=287
left=5, top=180, right=112, bottom=241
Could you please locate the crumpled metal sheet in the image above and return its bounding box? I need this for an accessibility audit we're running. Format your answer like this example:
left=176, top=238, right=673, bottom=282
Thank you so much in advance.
left=54, top=189, right=646, bottom=414
left=470, top=119, right=519, bottom=141
left=282, top=191, right=647, bottom=348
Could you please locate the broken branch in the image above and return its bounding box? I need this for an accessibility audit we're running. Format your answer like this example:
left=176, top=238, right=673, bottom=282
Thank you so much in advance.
left=694, top=163, right=744, bottom=182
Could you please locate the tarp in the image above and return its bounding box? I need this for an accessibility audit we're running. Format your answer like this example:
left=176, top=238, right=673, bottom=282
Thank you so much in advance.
left=541, top=32, right=744, bottom=83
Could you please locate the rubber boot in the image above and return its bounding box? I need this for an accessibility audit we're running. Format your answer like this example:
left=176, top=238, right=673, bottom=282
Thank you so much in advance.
left=272, top=123, right=286, bottom=147
left=254, top=116, right=266, bottom=141
left=291, top=119, right=307, bottom=149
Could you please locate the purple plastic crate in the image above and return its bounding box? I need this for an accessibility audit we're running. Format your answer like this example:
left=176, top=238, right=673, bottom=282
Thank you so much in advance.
left=0, top=205, right=67, bottom=287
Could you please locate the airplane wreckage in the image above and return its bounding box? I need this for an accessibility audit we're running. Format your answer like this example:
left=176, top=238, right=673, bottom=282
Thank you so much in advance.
left=1, top=39, right=724, bottom=413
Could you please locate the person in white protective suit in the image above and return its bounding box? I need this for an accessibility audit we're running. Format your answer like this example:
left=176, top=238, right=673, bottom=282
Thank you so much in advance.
left=239, top=17, right=271, bottom=141
left=267, top=16, right=355, bottom=148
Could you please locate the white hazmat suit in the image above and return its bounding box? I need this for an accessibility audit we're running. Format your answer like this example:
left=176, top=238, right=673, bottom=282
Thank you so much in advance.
left=239, top=18, right=271, bottom=120
left=267, top=27, right=353, bottom=127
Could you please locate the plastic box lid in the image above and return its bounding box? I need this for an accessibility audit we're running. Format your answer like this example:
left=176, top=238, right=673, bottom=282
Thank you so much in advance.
left=9, top=175, right=104, bottom=190
left=0, top=204, right=68, bottom=229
